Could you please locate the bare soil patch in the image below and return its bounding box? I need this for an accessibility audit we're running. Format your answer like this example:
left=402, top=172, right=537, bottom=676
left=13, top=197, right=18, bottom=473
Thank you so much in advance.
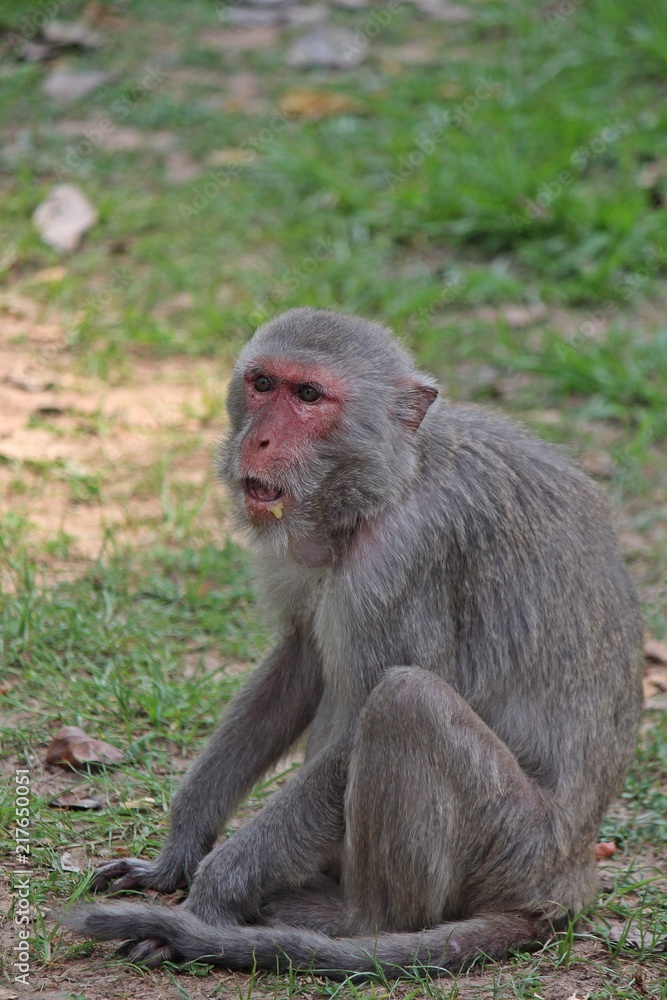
left=0, top=292, right=227, bottom=571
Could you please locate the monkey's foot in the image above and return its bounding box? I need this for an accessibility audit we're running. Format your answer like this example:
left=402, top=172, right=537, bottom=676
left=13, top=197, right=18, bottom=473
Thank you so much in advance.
left=116, top=937, right=177, bottom=968
left=91, top=858, right=184, bottom=895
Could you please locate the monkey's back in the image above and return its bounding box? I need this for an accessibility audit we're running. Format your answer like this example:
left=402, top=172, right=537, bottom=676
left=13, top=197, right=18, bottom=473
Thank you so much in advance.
left=421, top=403, right=643, bottom=826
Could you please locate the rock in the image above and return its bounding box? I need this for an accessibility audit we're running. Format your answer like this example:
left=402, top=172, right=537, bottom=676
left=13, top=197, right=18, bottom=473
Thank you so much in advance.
left=410, top=0, right=473, bottom=21
left=33, top=184, right=98, bottom=252
left=287, top=25, right=367, bottom=69
left=43, top=68, right=115, bottom=103
left=42, top=19, right=104, bottom=49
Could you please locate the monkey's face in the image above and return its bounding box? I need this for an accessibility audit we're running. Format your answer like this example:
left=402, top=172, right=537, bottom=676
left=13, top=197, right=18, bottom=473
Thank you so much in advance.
left=219, top=355, right=346, bottom=549
left=218, top=309, right=439, bottom=559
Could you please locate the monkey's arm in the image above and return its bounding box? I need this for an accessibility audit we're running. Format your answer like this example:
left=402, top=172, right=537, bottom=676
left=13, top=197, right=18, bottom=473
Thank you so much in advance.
left=93, top=632, right=323, bottom=893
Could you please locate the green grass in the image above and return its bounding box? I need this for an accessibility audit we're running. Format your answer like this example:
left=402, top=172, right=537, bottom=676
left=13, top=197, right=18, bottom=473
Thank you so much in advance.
left=1, top=0, right=666, bottom=996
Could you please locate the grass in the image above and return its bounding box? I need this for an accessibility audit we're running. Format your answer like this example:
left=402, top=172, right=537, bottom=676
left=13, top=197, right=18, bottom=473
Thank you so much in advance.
left=1, top=0, right=666, bottom=996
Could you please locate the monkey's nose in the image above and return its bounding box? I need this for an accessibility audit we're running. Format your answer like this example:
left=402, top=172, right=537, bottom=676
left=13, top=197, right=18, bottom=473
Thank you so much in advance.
left=258, top=439, right=270, bottom=449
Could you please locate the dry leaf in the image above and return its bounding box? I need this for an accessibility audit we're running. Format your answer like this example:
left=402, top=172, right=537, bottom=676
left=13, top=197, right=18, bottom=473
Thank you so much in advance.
left=595, top=841, right=617, bottom=860
left=33, top=184, right=98, bottom=252
left=51, top=791, right=103, bottom=810
left=280, top=88, right=362, bottom=121
left=45, top=725, right=125, bottom=770
left=59, top=850, right=82, bottom=872
left=206, top=148, right=256, bottom=167
left=642, top=665, right=667, bottom=701
left=121, top=797, right=156, bottom=810
left=644, top=639, right=667, bottom=663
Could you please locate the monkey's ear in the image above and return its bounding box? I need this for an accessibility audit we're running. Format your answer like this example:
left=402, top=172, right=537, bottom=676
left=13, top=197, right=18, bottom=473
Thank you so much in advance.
left=396, top=379, right=439, bottom=433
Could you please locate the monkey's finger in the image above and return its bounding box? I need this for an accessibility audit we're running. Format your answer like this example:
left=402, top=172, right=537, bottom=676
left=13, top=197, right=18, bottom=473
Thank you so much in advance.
left=90, top=859, right=151, bottom=893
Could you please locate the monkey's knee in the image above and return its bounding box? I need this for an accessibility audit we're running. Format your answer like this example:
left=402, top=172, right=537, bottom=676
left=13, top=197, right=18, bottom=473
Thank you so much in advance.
left=359, top=666, right=458, bottom=741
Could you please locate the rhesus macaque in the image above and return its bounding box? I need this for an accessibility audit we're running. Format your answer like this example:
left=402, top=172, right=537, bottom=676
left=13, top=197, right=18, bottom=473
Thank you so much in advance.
left=65, top=308, right=643, bottom=977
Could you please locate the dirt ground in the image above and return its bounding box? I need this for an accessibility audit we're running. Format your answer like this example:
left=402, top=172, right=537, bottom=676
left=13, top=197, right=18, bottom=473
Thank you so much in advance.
left=0, top=287, right=227, bottom=573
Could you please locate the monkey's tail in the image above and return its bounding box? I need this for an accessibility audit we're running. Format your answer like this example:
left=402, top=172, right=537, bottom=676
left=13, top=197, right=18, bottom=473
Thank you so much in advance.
left=62, top=902, right=548, bottom=978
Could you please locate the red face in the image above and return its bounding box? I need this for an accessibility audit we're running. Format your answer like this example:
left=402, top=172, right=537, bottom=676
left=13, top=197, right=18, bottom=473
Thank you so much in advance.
left=239, top=356, right=345, bottom=522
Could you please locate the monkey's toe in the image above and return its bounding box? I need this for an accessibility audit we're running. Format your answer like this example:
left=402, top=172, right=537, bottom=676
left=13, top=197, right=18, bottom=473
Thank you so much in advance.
left=117, top=937, right=176, bottom=967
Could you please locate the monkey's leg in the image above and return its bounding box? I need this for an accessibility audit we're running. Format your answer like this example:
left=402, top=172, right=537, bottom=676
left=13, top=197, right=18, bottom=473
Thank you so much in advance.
left=342, top=666, right=558, bottom=935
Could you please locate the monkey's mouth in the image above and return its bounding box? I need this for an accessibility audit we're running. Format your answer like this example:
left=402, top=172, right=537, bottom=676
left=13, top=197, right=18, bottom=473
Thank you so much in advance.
left=243, top=478, right=284, bottom=504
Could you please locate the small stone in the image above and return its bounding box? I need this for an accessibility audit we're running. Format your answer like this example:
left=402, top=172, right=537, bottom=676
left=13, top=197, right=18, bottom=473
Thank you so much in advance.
left=287, top=26, right=367, bottom=70
left=43, top=68, right=115, bottom=103
left=33, top=184, right=98, bottom=252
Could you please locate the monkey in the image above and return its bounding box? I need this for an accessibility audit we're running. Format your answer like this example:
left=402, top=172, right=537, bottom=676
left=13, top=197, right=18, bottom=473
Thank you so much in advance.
left=64, top=307, right=643, bottom=979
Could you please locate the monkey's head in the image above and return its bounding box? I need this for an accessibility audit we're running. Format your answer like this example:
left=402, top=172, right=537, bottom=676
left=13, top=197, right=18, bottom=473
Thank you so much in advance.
left=219, top=308, right=438, bottom=563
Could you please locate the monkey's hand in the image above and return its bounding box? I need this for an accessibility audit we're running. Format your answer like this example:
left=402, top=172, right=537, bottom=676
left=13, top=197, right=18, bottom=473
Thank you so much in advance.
left=90, top=857, right=188, bottom=895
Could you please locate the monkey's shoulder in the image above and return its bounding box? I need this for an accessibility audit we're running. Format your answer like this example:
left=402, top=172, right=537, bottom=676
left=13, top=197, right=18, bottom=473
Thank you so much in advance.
left=425, top=402, right=613, bottom=526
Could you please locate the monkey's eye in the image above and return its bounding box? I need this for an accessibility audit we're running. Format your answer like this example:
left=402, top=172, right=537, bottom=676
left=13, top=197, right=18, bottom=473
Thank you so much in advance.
left=253, top=375, right=272, bottom=393
left=296, top=384, right=321, bottom=403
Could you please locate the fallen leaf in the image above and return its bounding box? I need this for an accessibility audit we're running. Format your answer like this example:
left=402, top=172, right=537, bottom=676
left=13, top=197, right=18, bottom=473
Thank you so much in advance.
left=642, top=665, right=667, bottom=701
left=59, top=850, right=82, bottom=872
left=31, top=265, right=68, bottom=283
left=595, top=841, right=617, bottom=860
left=33, top=184, right=98, bottom=252
left=0, top=988, right=20, bottom=1000
left=51, top=791, right=103, bottom=810
left=45, top=725, right=125, bottom=770
left=644, top=638, right=667, bottom=663
left=280, top=88, right=362, bottom=120
left=579, top=451, right=615, bottom=479
left=121, top=797, right=156, bottom=810
left=206, top=148, right=256, bottom=166
left=84, top=1, right=126, bottom=28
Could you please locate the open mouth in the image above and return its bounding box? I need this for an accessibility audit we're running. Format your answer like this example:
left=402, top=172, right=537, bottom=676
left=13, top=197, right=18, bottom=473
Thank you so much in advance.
left=243, top=478, right=283, bottom=504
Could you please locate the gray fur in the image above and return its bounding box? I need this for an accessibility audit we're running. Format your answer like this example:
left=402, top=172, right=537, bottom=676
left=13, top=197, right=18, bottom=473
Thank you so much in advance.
left=67, top=308, right=643, bottom=976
